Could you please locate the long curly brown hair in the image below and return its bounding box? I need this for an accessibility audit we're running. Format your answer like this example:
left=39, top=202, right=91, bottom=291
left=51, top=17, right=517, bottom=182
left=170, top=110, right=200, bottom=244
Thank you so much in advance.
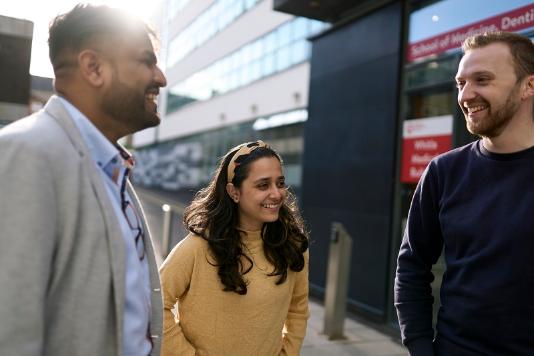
left=183, top=142, right=309, bottom=295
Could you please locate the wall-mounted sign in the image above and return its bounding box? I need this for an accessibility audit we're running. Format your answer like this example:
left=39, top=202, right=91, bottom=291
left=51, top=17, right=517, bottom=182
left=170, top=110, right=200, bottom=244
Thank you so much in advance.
left=408, top=4, right=534, bottom=62
left=401, top=115, right=453, bottom=183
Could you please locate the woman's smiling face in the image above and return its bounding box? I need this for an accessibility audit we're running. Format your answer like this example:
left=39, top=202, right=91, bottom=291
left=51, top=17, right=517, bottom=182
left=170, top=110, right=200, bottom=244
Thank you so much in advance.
left=232, top=156, right=286, bottom=231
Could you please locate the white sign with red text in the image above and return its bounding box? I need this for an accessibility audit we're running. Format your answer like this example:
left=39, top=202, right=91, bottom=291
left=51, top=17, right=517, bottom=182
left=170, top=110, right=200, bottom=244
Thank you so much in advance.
left=401, top=115, right=453, bottom=183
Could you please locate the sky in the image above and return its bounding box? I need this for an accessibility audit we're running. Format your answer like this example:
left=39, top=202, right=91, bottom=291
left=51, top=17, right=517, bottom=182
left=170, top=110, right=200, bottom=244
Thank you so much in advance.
left=409, top=0, right=532, bottom=42
left=2, top=0, right=164, bottom=78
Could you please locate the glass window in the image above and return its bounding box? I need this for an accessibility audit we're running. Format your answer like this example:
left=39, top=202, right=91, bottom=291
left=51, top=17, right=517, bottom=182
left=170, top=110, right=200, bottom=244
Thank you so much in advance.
left=205, top=67, right=215, bottom=88
left=309, top=19, right=326, bottom=36
left=240, top=65, right=251, bottom=86
left=228, top=71, right=238, bottom=90
left=189, top=22, right=200, bottom=46
left=408, top=90, right=454, bottom=119
left=245, top=0, right=257, bottom=10
left=221, top=57, right=232, bottom=76
left=250, top=60, right=261, bottom=81
left=237, top=47, right=247, bottom=68
left=265, top=32, right=277, bottom=54
left=219, top=0, right=232, bottom=8
left=262, top=53, right=275, bottom=76
left=231, top=51, right=241, bottom=70
left=231, top=1, right=244, bottom=20
left=276, top=46, right=291, bottom=72
left=290, top=40, right=309, bottom=65
left=203, top=20, right=217, bottom=42
left=277, top=22, right=292, bottom=48
left=292, top=17, right=308, bottom=41
left=217, top=75, right=229, bottom=93
left=212, top=61, right=222, bottom=79
left=212, top=76, right=224, bottom=95
left=251, top=39, right=263, bottom=60
left=167, top=0, right=262, bottom=68
left=406, top=57, right=458, bottom=90
left=166, top=17, right=330, bottom=114
left=218, top=9, right=232, bottom=29
left=167, top=0, right=193, bottom=21
left=242, top=44, right=253, bottom=65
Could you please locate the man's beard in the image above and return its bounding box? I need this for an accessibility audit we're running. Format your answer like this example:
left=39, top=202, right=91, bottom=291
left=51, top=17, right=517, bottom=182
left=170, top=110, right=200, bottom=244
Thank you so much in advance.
left=466, top=85, right=521, bottom=138
left=102, top=77, right=159, bottom=136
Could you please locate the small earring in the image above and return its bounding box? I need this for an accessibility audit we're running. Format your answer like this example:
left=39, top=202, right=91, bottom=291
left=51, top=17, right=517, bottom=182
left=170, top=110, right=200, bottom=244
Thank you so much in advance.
left=234, top=198, right=239, bottom=203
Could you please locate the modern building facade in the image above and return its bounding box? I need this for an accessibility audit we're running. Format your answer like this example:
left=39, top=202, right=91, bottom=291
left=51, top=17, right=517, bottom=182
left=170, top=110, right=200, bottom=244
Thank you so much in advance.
left=0, top=15, right=33, bottom=128
left=132, top=0, right=534, bottom=331
left=132, top=0, right=328, bottom=196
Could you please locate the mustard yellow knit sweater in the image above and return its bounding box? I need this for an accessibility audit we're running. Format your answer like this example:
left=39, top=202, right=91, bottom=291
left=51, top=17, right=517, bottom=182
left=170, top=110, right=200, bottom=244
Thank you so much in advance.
left=160, top=230, right=309, bottom=356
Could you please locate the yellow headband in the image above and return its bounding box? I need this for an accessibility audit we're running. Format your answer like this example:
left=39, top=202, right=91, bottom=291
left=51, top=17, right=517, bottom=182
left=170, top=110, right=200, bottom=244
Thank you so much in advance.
left=227, top=140, right=268, bottom=183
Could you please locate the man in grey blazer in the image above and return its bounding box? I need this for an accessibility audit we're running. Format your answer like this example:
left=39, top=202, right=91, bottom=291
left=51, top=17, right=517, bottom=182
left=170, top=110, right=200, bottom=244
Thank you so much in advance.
left=0, top=4, right=167, bottom=356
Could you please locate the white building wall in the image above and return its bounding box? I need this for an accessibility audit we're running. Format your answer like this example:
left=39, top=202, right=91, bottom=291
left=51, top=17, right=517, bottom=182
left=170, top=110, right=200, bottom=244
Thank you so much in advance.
left=158, top=62, right=309, bottom=141
left=168, top=0, right=215, bottom=40
left=133, top=0, right=309, bottom=147
left=132, top=127, right=158, bottom=147
left=166, top=0, right=293, bottom=84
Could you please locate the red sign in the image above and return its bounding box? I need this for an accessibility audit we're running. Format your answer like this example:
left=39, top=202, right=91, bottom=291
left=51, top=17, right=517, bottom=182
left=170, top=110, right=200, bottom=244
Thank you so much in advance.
left=401, top=116, right=452, bottom=184
left=408, top=4, right=534, bottom=62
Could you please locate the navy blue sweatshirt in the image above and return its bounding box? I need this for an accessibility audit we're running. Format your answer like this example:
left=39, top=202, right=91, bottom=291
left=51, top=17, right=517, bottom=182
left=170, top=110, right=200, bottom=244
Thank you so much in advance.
left=395, top=140, right=534, bottom=356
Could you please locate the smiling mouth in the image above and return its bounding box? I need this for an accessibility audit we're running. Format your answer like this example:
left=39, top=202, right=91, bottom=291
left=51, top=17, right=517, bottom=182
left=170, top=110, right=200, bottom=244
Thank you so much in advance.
left=262, top=203, right=280, bottom=209
left=464, top=103, right=488, bottom=114
left=145, top=93, right=157, bottom=102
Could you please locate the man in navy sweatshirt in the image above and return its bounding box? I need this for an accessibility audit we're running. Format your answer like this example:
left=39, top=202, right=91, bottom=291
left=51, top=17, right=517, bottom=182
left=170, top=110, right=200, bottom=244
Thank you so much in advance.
left=395, top=31, right=534, bottom=356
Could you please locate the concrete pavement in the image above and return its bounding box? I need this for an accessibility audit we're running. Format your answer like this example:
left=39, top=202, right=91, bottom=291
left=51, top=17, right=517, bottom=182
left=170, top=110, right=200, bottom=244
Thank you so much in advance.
left=302, top=300, right=407, bottom=356
left=136, top=186, right=408, bottom=356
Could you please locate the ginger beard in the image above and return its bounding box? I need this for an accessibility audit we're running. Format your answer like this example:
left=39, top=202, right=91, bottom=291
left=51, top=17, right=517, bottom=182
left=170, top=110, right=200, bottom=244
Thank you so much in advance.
left=463, top=82, right=521, bottom=138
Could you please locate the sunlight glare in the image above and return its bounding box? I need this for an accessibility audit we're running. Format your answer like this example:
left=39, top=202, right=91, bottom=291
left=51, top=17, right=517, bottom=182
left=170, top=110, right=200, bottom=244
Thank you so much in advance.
left=1, top=0, right=164, bottom=78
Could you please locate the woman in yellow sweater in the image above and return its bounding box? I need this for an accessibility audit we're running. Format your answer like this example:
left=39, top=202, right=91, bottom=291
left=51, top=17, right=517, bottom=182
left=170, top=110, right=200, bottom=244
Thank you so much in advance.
left=160, top=140, right=309, bottom=356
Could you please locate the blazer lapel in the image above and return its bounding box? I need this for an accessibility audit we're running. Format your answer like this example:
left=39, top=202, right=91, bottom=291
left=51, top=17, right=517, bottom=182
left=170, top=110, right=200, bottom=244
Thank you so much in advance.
left=44, top=95, right=126, bottom=353
left=127, top=182, right=163, bottom=353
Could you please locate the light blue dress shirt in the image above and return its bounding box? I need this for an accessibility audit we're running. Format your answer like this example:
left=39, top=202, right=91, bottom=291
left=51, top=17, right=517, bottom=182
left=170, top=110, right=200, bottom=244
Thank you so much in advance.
left=58, top=97, right=152, bottom=356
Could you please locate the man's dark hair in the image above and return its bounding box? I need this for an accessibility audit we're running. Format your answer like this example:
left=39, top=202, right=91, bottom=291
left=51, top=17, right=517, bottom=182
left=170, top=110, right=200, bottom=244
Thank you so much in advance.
left=48, top=4, right=155, bottom=72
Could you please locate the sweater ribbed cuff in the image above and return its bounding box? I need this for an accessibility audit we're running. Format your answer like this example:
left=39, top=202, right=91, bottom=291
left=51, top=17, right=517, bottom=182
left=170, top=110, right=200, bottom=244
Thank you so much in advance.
left=406, top=337, right=434, bottom=356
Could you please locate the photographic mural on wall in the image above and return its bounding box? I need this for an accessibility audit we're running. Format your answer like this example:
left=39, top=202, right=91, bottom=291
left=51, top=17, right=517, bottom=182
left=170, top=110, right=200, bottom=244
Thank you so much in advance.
left=132, top=141, right=204, bottom=191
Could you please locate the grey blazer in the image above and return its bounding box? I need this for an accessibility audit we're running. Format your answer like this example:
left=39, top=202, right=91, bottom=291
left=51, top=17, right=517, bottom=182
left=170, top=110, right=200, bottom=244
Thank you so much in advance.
left=0, top=96, right=162, bottom=356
